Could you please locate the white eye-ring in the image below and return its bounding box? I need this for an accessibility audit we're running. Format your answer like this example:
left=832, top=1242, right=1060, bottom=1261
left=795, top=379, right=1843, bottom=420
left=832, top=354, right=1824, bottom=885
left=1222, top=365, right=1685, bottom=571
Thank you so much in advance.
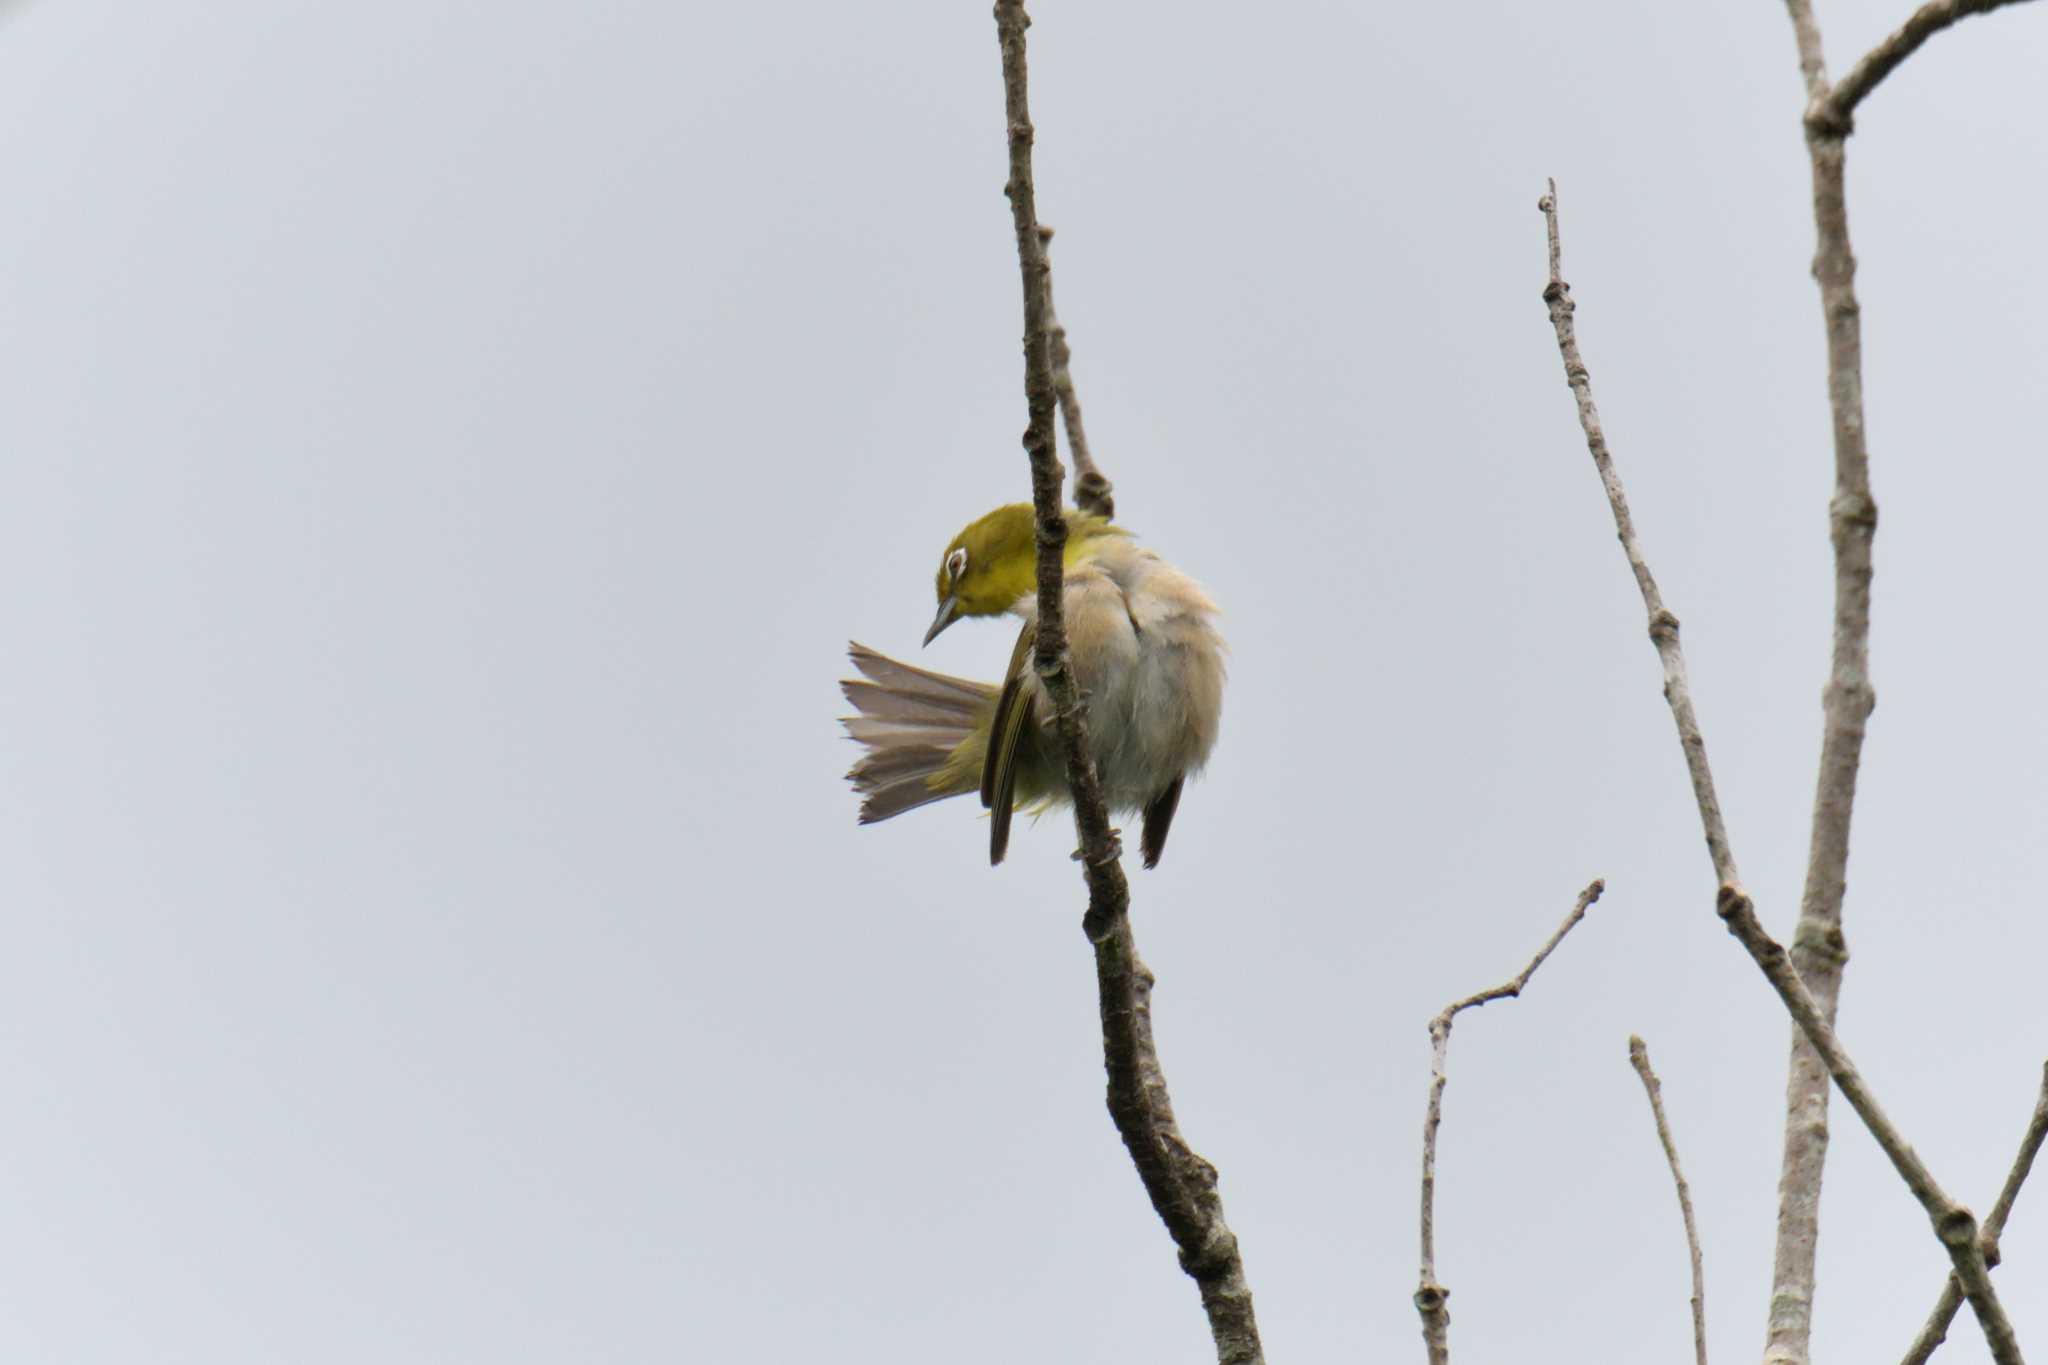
left=946, top=547, right=969, bottom=580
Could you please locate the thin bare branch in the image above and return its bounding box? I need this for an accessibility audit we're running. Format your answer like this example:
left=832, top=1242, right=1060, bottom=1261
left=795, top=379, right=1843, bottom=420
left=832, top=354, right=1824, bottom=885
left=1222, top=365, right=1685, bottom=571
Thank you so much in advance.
left=1035, top=224, right=1114, bottom=521
left=1538, top=180, right=2022, bottom=1364
left=994, top=7, right=1259, bottom=1362
left=1903, top=1063, right=2048, bottom=1365
left=1629, top=1036, right=1709, bottom=1365
left=1536, top=182, right=1739, bottom=892
left=995, top=0, right=1104, bottom=882
left=1782, top=0, right=1833, bottom=100
left=1717, top=886, right=2026, bottom=1365
left=1826, top=0, right=2040, bottom=125
left=1416, top=879, right=1605, bottom=1364
left=1779, top=2, right=2044, bottom=1350
left=1981, top=1068, right=2048, bottom=1263
left=1772, top=0, right=1886, bottom=1348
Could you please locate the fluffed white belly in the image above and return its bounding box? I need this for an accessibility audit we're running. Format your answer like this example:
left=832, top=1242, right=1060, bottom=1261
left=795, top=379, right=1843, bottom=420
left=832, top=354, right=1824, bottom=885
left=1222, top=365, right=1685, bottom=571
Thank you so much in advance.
left=1017, top=537, right=1226, bottom=813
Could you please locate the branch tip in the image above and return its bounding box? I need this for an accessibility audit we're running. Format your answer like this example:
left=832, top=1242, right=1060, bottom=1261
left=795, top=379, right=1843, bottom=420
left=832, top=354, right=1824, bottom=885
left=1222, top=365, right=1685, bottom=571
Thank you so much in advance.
left=1416, top=880, right=1605, bottom=1362
left=1629, top=1036, right=1709, bottom=1365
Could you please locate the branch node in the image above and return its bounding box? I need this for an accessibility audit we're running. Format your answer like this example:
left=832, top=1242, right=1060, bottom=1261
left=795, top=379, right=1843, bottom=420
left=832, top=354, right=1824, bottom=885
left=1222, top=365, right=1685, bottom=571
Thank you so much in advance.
left=1805, top=98, right=1853, bottom=138
left=1714, top=883, right=1753, bottom=923
left=1936, top=1206, right=1980, bottom=1251
left=1791, top=919, right=1850, bottom=968
left=1831, top=488, right=1879, bottom=530
left=1904, top=1061, right=2048, bottom=1362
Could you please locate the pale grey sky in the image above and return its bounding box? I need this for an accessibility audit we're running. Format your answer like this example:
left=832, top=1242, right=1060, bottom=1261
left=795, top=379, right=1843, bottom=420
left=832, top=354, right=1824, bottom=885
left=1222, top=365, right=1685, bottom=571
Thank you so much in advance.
left=1, top=1, right=2045, bottom=1361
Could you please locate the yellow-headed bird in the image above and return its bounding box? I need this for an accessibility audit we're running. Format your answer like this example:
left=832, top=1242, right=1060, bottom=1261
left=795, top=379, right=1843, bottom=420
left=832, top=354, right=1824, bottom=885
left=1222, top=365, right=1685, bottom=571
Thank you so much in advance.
left=843, top=504, right=1225, bottom=868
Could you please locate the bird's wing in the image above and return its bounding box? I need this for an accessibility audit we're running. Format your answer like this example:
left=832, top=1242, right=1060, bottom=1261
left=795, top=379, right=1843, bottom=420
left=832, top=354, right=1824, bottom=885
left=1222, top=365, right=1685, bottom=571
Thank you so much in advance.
left=1140, top=774, right=1184, bottom=869
left=982, top=620, right=1037, bottom=866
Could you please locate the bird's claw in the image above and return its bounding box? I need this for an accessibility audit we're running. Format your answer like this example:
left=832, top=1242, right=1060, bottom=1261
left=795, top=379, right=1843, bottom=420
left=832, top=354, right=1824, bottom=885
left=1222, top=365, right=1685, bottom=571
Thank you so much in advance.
left=1071, top=828, right=1123, bottom=864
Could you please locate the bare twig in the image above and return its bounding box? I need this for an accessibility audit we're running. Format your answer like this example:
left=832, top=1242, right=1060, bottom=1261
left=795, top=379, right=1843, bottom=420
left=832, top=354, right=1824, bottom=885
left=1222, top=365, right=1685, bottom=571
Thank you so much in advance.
left=995, top=0, right=1119, bottom=889
left=1902, top=1063, right=2048, bottom=1365
left=1782, top=0, right=1832, bottom=99
left=1717, top=887, right=2026, bottom=1365
left=1416, top=879, right=1605, bottom=1364
left=1772, top=4, right=1878, bottom=1356
left=994, top=7, right=1259, bottom=1362
left=1776, top=3, right=2042, bottom=1352
left=1826, top=0, right=2040, bottom=125
left=1538, top=182, right=2024, bottom=1364
left=1035, top=224, right=1114, bottom=521
left=1629, top=1036, right=1709, bottom=1365
left=1537, top=182, right=1739, bottom=892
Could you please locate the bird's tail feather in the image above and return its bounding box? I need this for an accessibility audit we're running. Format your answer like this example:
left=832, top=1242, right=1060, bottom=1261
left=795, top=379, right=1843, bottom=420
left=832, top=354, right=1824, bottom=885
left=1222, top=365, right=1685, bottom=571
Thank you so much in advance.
left=842, top=642, right=994, bottom=823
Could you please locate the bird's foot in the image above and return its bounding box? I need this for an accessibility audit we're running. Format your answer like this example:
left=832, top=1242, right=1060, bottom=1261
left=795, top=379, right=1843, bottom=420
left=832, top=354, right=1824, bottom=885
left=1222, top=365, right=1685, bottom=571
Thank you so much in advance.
left=1071, top=827, right=1123, bottom=864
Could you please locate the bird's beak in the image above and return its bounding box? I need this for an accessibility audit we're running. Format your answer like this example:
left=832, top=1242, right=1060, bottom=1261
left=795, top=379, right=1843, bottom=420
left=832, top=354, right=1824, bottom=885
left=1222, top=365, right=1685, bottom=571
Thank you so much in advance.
left=923, top=594, right=960, bottom=647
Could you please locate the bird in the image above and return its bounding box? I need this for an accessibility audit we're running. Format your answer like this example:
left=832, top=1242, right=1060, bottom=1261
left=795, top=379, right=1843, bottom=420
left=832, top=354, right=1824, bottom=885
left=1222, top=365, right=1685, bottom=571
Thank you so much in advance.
left=841, top=502, right=1225, bottom=868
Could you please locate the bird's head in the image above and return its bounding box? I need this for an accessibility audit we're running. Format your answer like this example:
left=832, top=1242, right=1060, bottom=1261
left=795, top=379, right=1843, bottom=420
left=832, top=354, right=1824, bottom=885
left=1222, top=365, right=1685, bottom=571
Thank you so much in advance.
left=924, top=502, right=1120, bottom=645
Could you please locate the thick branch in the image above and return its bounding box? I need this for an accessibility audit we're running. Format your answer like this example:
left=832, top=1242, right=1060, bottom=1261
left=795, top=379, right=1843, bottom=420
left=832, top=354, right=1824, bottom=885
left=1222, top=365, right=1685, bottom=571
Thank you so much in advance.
left=1778, top=4, right=2042, bottom=1351
left=1825, top=0, right=2040, bottom=126
left=994, top=7, right=1259, bottom=1362
left=1036, top=225, right=1114, bottom=521
left=1629, top=1037, right=1709, bottom=1365
left=1717, top=887, right=2026, bottom=1365
left=1773, top=0, right=1889, bottom=1348
left=1536, top=182, right=1738, bottom=890
left=1416, top=879, right=1604, bottom=1364
left=1902, top=1063, right=2048, bottom=1365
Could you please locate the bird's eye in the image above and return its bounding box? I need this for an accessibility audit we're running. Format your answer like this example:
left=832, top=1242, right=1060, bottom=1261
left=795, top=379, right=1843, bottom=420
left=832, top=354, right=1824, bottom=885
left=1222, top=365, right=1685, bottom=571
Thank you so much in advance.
left=946, top=547, right=969, bottom=580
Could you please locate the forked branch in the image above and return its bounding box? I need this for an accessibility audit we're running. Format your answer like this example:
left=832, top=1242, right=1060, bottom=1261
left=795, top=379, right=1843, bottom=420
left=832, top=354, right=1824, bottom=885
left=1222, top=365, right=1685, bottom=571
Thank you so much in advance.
left=1825, top=0, right=2041, bottom=127
left=1902, top=1063, right=2048, bottom=1364
left=1538, top=183, right=2023, bottom=1365
left=1771, top=7, right=1879, bottom=1357
left=1416, top=879, right=1604, bottom=1364
left=1716, top=888, right=2024, bottom=1364
left=1036, top=225, right=1114, bottom=521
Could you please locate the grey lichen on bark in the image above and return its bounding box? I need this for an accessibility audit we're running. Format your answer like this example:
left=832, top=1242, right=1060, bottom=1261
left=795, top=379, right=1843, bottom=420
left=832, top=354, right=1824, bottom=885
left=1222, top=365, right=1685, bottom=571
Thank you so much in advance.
left=993, top=6, right=1260, bottom=1362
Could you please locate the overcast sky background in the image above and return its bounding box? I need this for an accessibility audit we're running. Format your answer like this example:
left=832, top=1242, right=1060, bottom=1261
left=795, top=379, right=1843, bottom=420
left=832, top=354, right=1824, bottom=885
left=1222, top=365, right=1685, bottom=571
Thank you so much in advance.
left=1, top=0, right=2045, bottom=1360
